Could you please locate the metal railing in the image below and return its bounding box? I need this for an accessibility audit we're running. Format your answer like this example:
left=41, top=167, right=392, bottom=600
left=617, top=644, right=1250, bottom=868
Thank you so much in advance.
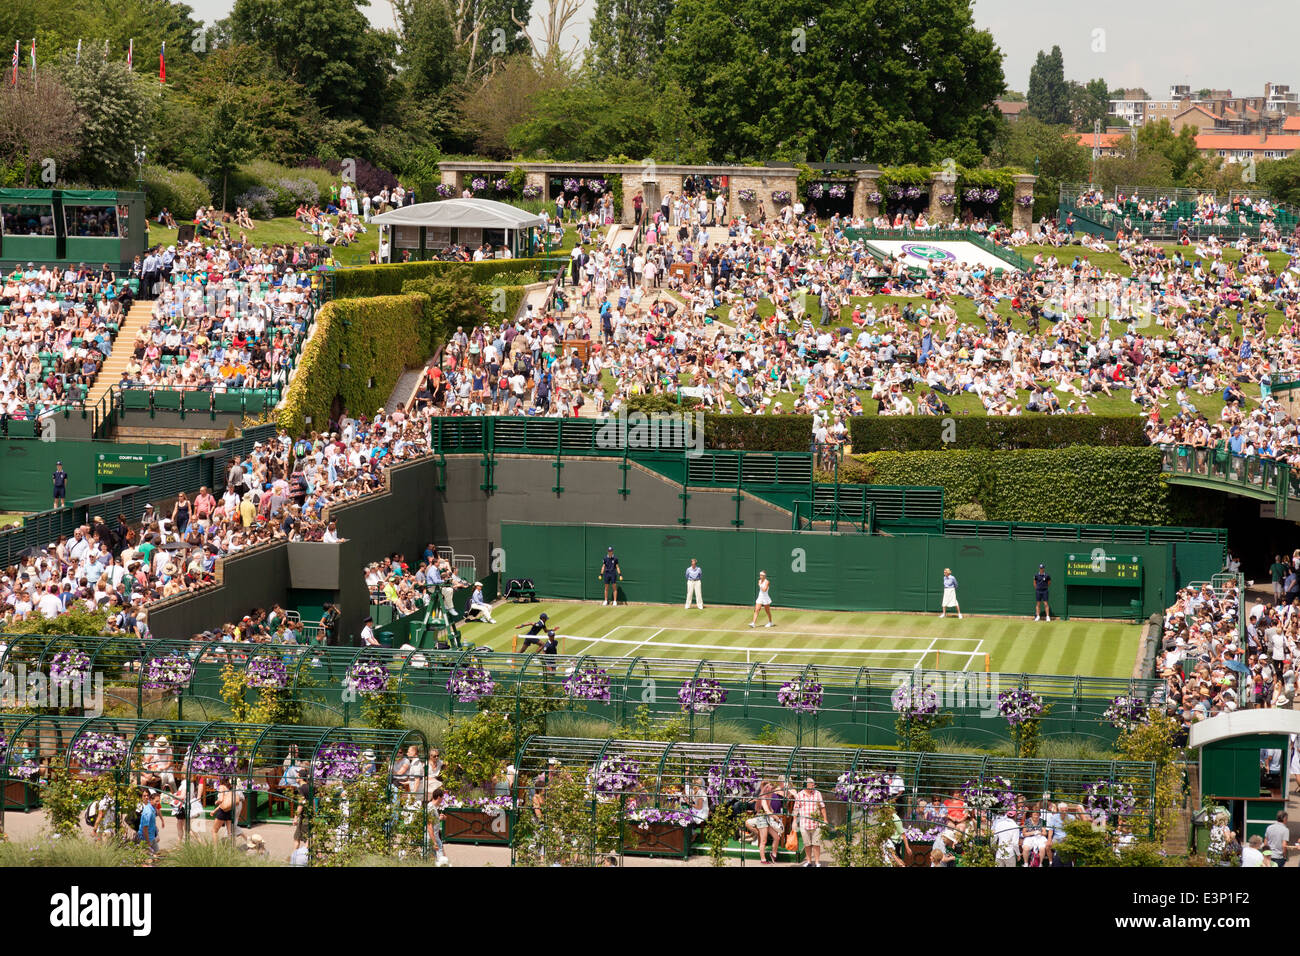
left=1158, top=443, right=1292, bottom=501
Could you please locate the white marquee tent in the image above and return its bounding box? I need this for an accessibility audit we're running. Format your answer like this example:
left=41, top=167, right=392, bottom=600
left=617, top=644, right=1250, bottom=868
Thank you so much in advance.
left=372, top=199, right=548, bottom=262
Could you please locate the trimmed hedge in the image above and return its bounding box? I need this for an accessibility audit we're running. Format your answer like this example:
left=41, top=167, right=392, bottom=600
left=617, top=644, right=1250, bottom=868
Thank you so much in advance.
left=401, top=273, right=522, bottom=326
left=279, top=276, right=487, bottom=434
left=141, top=165, right=212, bottom=219
left=334, top=257, right=557, bottom=298
left=705, top=415, right=815, bottom=451
left=849, top=415, right=1149, bottom=452
left=841, top=447, right=1175, bottom=525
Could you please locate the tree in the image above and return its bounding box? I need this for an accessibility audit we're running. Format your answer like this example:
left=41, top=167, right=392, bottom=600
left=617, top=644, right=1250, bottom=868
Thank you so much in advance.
left=589, top=0, right=674, bottom=80
left=1258, top=155, right=1300, bottom=206
left=1026, top=46, right=1069, bottom=125
left=440, top=0, right=532, bottom=85
left=230, top=0, right=394, bottom=125
left=395, top=0, right=460, bottom=98
left=463, top=55, right=568, bottom=157
left=656, top=0, right=1005, bottom=164
left=508, top=74, right=658, bottom=160
left=1136, top=119, right=1200, bottom=184
left=513, top=0, right=585, bottom=77
left=58, top=50, right=155, bottom=186
left=0, top=68, right=82, bottom=187
left=205, top=94, right=255, bottom=210
left=987, top=115, right=1089, bottom=215
left=1070, top=78, right=1110, bottom=133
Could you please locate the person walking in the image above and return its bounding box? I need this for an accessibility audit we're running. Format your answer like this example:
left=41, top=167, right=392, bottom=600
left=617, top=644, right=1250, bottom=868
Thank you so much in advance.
left=137, top=790, right=162, bottom=856
left=1033, top=563, right=1052, bottom=622
left=685, top=558, right=704, bottom=609
left=51, top=460, right=68, bottom=510
left=598, top=546, right=622, bottom=606
left=750, top=570, right=774, bottom=628
left=940, top=567, right=962, bottom=619
left=793, top=778, right=828, bottom=867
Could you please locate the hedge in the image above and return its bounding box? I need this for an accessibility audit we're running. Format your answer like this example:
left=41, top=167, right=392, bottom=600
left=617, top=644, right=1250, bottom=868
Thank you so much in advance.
left=334, top=257, right=558, bottom=298
left=141, top=165, right=212, bottom=219
left=704, top=414, right=815, bottom=451
left=403, top=275, right=527, bottom=326
left=840, top=447, right=1175, bottom=525
left=279, top=275, right=488, bottom=433
left=848, top=415, right=1149, bottom=452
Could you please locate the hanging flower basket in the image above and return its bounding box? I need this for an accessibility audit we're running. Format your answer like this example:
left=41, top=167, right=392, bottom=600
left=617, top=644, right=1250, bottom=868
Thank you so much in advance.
left=563, top=177, right=580, bottom=193
left=981, top=187, right=1000, bottom=203
left=191, top=738, right=240, bottom=776
left=938, top=193, right=957, bottom=207
left=470, top=177, right=488, bottom=193
left=778, top=680, right=823, bottom=714
left=522, top=184, right=542, bottom=199
left=866, top=191, right=883, bottom=204
left=808, top=183, right=826, bottom=200
left=834, top=770, right=891, bottom=806
left=1016, top=194, right=1035, bottom=207
left=435, top=183, right=454, bottom=198
left=588, top=178, right=608, bottom=193
left=50, top=650, right=91, bottom=686
left=961, top=775, right=1017, bottom=812
left=563, top=664, right=611, bottom=702
left=246, top=656, right=289, bottom=689
left=828, top=183, right=847, bottom=199
left=891, top=681, right=940, bottom=717
left=447, top=665, right=495, bottom=703
left=493, top=178, right=510, bottom=193
left=996, top=688, right=1044, bottom=725
left=737, top=188, right=757, bottom=202
left=903, top=186, right=923, bottom=200
left=963, top=187, right=983, bottom=203
left=71, top=732, right=127, bottom=772
left=705, top=758, right=760, bottom=799
left=591, top=754, right=640, bottom=797
left=346, top=660, right=391, bottom=696
left=771, top=190, right=792, bottom=204
left=143, top=654, right=194, bottom=692
left=313, top=742, right=364, bottom=782
left=888, top=186, right=904, bottom=200
left=678, top=677, right=727, bottom=714
left=1104, top=695, right=1150, bottom=732
left=1083, top=779, right=1137, bottom=817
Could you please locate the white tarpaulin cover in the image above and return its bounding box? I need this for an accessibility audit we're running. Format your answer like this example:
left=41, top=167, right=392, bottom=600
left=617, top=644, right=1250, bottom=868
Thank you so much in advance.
left=371, top=198, right=546, bottom=230
left=866, top=239, right=1021, bottom=273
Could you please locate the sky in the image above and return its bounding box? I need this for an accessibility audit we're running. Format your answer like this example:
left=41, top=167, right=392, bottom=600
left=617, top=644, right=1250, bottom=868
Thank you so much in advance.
left=182, top=0, right=1298, bottom=99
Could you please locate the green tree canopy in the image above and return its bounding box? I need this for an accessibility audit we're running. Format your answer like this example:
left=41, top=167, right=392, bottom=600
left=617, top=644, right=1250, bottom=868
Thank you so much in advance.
left=655, top=0, right=1005, bottom=164
left=58, top=49, right=155, bottom=185
left=589, top=0, right=674, bottom=80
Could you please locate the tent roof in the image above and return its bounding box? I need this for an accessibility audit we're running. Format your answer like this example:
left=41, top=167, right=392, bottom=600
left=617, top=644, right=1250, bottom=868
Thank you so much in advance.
left=372, top=198, right=546, bottom=230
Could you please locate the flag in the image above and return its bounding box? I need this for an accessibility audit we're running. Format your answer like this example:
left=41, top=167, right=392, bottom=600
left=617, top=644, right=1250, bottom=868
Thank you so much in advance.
left=126, top=38, right=132, bottom=70
left=9, top=41, right=16, bottom=86
left=159, top=41, right=164, bottom=83
left=76, top=39, right=81, bottom=65
left=29, top=38, right=35, bottom=73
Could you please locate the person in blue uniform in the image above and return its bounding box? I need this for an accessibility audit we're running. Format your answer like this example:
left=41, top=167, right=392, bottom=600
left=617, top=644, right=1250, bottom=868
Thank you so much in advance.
left=598, top=546, right=622, bottom=606
left=1033, top=564, right=1052, bottom=622
left=52, top=461, right=67, bottom=509
left=515, top=612, right=550, bottom=650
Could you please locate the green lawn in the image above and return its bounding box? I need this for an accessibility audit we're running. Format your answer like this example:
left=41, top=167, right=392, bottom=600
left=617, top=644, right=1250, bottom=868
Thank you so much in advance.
left=0, top=514, right=24, bottom=529
left=457, top=601, right=1142, bottom=677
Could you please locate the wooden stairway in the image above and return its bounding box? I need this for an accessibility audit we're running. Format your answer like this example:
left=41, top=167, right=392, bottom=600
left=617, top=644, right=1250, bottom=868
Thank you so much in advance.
left=87, top=299, right=154, bottom=408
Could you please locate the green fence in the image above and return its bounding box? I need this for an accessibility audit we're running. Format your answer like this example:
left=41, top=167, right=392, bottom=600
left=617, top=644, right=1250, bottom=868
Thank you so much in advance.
left=0, top=438, right=181, bottom=512
left=500, top=521, right=1218, bottom=618
left=5, top=636, right=1160, bottom=754
left=1158, top=443, right=1294, bottom=514
left=0, top=423, right=277, bottom=567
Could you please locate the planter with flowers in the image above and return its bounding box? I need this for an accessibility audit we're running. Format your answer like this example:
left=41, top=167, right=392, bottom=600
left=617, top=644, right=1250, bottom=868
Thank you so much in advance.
left=997, top=688, right=1048, bottom=758
left=891, top=680, right=951, bottom=752
left=771, top=190, right=792, bottom=205
left=144, top=654, right=195, bottom=695
left=470, top=177, right=488, bottom=194
left=736, top=188, right=757, bottom=202
left=493, top=178, right=510, bottom=194
left=435, top=183, right=454, bottom=198
left=0, top=732, right=41, bottom=807
left=625, top=803, right=696, bottom=858
left=522, top=184, right=543, bottom=199
left=1016, top=194, right=1035, bottom=207
left=902, top=824, right=947, bottom=865
left=442, top=793, right=516, bottom=845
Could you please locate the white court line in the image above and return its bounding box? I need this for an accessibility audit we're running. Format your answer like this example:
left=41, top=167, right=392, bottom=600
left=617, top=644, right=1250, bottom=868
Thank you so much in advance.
left=562, top=622, right=625, bottom=658
left=915, top=636, right=940, bottom=670
left=600, top=625, right=987, bottom=644
left=558, top=633, right=987, bottom=661
left=620, top=628, right=665, bottom=658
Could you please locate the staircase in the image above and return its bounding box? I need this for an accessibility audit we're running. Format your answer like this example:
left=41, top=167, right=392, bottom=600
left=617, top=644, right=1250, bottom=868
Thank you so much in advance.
left=88, top=299, right=154, bottom=408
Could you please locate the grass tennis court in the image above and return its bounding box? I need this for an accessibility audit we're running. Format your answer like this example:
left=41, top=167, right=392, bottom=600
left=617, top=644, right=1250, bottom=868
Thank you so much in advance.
left=462, top=601, right=1142, bottom=677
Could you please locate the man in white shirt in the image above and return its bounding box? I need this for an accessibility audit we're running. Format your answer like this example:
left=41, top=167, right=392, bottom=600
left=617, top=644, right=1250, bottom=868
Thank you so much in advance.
left=993, top=811, right=1020, bottom=866
left=360, top=617, right=379, bottom=646
left=1241, top=834, right=1265, bottom=867
left=37, top=585, right=64, bottom=619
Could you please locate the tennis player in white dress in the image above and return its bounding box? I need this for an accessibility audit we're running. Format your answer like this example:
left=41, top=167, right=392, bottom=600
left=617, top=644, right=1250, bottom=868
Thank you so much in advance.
left=750, top=570, right=774, bottom=628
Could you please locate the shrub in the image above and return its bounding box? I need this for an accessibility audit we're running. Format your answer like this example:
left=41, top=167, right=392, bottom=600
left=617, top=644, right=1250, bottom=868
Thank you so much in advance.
left=141, top=165, right=213, bottom=219
left=704, top=414, right=814, bottom=451
left=335, top=258, right=555, bottom=298
left=848, top=415, right=1149, bottom=452
left=234, top=186, right=276, bottom=221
